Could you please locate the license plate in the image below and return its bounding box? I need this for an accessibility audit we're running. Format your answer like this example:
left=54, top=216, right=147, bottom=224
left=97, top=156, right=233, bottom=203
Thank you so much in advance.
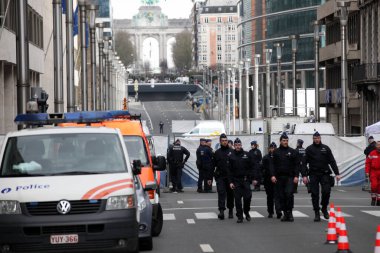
left=50, top=234, right=79, bottom=244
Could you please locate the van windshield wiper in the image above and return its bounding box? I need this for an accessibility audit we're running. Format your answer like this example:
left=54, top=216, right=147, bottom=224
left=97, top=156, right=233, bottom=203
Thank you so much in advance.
left=2, top=173, right=47, bottom=177
left=50, top=171, right=103, bottom=176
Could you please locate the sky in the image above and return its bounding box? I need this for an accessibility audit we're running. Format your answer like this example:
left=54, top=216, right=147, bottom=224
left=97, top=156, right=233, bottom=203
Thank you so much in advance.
left=112, top=0, right=194, bottom=19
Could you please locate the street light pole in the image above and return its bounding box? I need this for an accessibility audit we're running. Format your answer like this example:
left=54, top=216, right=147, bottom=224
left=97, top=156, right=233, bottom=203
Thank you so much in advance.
left=221, top=69, right=226, bottom=125
left=238, top=61, right=243, bottom=133
left=53, top=0, right=64, bottom=113
left=244, top=58, right=251, bottom=133
left=78, top=0, right=88, bottom=111
left=338, top=0, right=350, bottom=136
left=254, top=54, right=261, bottom=119
left=96, top=23, right=104, bottom=110
left=103, top=36, right=110, bottom=110
left=290, top=35, right=299, bottom=116
left=314, top=21, right=320, bottom=122
left=274, top=43, right=283, bottom=116
left=88, top=4, right=98, bottom=111
left=265, top=49, right=272, bottom=117
left=227, top=68, right=232, bottom=135
left=66, top=0, right=75, bottom=112
left=210, top=69, right=213, bottom=119
left=232, top=66, right=236, bottom=135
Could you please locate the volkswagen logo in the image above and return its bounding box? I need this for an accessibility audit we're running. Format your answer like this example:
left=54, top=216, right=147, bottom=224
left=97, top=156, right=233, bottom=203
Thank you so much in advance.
left=57, top=200, right=71, bottom=214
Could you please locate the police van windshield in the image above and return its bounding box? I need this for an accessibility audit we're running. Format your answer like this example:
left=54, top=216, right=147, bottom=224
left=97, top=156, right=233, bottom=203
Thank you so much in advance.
left=123, top=136, right=149, bottom=166
left=0, top=133, right=127, bottom=177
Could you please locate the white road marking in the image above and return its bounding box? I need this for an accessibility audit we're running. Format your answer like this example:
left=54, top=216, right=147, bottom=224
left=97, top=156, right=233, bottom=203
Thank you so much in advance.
left=177, top=200, right=184, bottom=204
left=163, top=205, right=375, bottom=211
left=195, top=212, right=218, bottom=219
left=200, top=244, right=214, bottom=252
left=337, top=189, right=347, bottom=192
left=248, top=211, right=264, bottom=218
left=142, top=103, right=154, bottom=131
left=163, top=213, right=176, bottom=220
left=361, top=210, right=380, bottom=217
left=292, top=210, right=309, bottom=218
left=187, top=219, right=195, bottom=224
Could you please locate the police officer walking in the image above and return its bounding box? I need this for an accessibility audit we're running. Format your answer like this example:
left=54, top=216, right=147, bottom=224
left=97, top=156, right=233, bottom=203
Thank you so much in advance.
left=249, top=141, right=262, bottom=191
left=294, top=139, right=306, bottom=194
left=303, top=132, right=340, bottom=221
left=196, top=138, right=207, bottom=193
left=270, top=133, right=300, bottom=222
left=201, top=139, right=214, bottom=193
left=214, top=134, right=234, bottom=220
left=365, top=136, right=376, bottom=157
left=228, top=138, right=258, bottom=223
left=262, top=142, right=282, bottom=218
left=167, top=139, right=190, bottom=193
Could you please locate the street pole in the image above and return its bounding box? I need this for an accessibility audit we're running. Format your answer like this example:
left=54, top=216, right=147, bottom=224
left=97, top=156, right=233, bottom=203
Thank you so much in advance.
left=290, top=35, right=299, bottom=116
left=314, top=21, right=320, bottom=122
left=97, top=23, right=104, bottom=110
left=66, top=0, right=75, bottom=112
left=265, top=49, right=272, bottom=117
left=103, top=37, right=110, bottom=110
left=338, top=0, right=350, bottom=136
left=274, top=43, right=283, bottom=116
left=232, top=66, right=236, bottom=135
left=78, top=0, right=88, bottom=111
left=88, top=4, right=98, bottom=111
left=217, top=71, right=221, bottom=121
left=53, top=0, right=64, bottom=113
left=210, top=69, right=213, bottom=119
left=238, top=61, right=243, bottom=133
left=244, top=58, right=251, bottom=133
left=203, top=67, right=207, bottom=116
left=227, top=68, right=232, bottom=135
left=222, top=70, right=226, bottom=125
left=254, top=54, right=261, bottom=119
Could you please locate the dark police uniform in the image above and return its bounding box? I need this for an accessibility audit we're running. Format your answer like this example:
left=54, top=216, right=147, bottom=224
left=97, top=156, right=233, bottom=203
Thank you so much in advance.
left=262, top=143, right=281, bottom=218
left=249, top=142, right=262, bottom=191
left=200, top=140, right=214, bottom=192
left=228, top=139, right=257, bottom=223
left=365, top=138, right=376, bottom=157
left=214, top=139, right=234, bottom=219
left=294, top=139, right=306, bottom=193
left=196, top=139, right=206, bottom=192
left=167, top=141, right=190, bottom=192
left=270, top=134, right=300, bottom=222
left=305, top=133, right=339, bottom=220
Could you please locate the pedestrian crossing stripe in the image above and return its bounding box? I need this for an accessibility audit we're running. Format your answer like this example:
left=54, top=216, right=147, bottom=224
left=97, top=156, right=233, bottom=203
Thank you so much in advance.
left=248, top=211, right=264, bottom=218
left=292, top=210, right=309, bottom=217
left=187, top=219, right=196, bottom=224
left=163, top=213, right=176, bottom=220
left=195, top=212, right=218, bottom=219
left=361, top=210, right=380, bottom=217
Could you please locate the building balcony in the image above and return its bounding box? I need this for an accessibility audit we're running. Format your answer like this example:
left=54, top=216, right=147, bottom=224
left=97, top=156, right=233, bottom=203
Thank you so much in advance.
left=317, top=0, right=359, bottom=20
left=319, top=89, right=360, bottom=108
left=319, top=41, right=360, bottom=62
left=352, top=63, right=380, bottom=84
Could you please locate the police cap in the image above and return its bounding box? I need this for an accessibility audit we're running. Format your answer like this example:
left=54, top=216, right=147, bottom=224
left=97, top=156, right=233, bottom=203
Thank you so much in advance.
left=280, top=133, right=288, bottom=141
left=234, top=138, right=242, bottom=144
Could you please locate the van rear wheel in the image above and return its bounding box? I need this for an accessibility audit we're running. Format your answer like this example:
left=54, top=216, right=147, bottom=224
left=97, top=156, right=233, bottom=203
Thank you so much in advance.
left=151, top=203, right=163, bottom=236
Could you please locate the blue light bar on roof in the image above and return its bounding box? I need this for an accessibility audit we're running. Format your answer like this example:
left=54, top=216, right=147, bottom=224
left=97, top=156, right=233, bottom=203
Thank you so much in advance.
left=15, top=110, right=131, bottom=125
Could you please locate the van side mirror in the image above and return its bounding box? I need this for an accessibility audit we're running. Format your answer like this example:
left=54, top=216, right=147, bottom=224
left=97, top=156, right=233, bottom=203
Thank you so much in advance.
left=144, top=181, right=157, bottom=191
left=132, top=160, right=142, bottom=175
left=152, top=155, right=166, bottom=171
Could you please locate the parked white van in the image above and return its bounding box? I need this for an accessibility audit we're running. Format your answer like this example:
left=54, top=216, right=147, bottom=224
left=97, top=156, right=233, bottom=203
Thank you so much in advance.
left=182, top=121, right=226, bottom=137
left=0, top=127, right=140, bottom=252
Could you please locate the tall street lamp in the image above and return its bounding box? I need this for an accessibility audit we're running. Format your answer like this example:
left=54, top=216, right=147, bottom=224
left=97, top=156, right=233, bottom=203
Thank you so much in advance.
left=274, top=43, right=283, bottom=116
left=227, top=67, right=232, bottom=134
left=253, top=54, right=261, bottom=118
left=87, top=4, right=98, bottom=111
left=314, top=21, right=321, bottom=122
left=337, top=0, right=350, bottom=136
left=238, top=61, right=244, bottom=133
left=232, top=66, right=236, bottom=135
left=53, top=0, right=64, bottom=113
left=96, top=22, right=104, bottom=110
left=290, top=35, right=299, bottom=116
left=66, top=0, right=75, bottom=112
left=265, top=49, right=272, bottom=117
left=244, top=58, right=251, bottom=133
left=78, top=0, right=88, bottom=111
left=103, top=36, right=111, bottom=110
left=221, top=69, right=226, bottom=125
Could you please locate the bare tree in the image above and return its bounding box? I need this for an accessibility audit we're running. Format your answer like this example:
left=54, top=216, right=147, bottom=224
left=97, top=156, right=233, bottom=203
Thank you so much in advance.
left=172, top=30, right=192, bottom=73
left=115, top=31, right=136, bottom=67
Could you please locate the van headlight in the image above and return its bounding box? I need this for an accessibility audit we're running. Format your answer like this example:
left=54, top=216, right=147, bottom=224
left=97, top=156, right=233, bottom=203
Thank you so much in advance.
left=106, top=195, right=135, bottom=210
left=0, top=200, right=21, bottom=214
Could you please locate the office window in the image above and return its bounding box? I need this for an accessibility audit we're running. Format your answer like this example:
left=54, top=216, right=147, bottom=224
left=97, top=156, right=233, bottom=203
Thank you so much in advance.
left=27, top=5, right=43, bottom=49
left=228, top=16, right=233, bottom=23
left=231, top=35, right=235, bottom=41
left=202, top=55, right=207, bottom=61
left=218, top=54, right=222, bottom=61
left=217, top=44, right=222, bottom=51
left=204, top=17, right=209, bottom=23
left=217, top=25, right=221, bottom=32
left=217, top=35, right=221, bottom=41
left=0, top=0, right=17, bottom=32
left=217, top=17, right=222, bottom=23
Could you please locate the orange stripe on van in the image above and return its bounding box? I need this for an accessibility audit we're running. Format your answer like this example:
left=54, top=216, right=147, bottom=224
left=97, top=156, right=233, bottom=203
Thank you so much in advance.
left=91, top=183, right=134, bottom=199
left=81, top=179, right=133, bottom=200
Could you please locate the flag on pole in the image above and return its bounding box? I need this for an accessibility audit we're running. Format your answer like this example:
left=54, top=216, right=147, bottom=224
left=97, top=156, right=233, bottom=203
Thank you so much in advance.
left=62, top=0, right=67, bottom=14
left=73, top=5, right=79, bottom=36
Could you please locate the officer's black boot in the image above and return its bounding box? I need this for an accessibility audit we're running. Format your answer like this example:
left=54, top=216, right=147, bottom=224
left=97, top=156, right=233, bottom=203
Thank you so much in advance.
left=228, top=209, right=233, bottom=219
left=371, top=198, right=376, bottom=206
left=287, top=211, right=294, bottom=222
left=245, top=212, right=251, bottom=221
left=218, top=210, right=224, bottom=220
left=321, top=208, right=329, bottom=219
left=276, top=212, right=282, bottom=219
left=281, top=212, right=289, bottom=222
left=314, top=211, right=321, bottom=222
left=237, top=216, right=243, bottom=223
left=268, top=213, right=273, bottom=218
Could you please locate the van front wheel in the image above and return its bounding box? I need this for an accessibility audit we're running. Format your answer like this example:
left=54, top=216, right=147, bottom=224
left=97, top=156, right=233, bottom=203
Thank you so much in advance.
left=151, top=203, right=163, bottom=236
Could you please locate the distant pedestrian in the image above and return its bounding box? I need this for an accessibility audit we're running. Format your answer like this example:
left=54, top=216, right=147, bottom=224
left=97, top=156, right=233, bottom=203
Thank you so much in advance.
left=214, top=134, right=234, bottom=220
left=262, top=142, right=282, bottom=218
left=167, top=139, right=190, bottom=193
left=294, top=139, right=306, bottom=194
left=269, top=133, right=300, bottom=222
left=159, top=121, right=164, bottom=134
left=365, top=136, right=376, bottom=157
left=196, top=138, right=207, bottom=193
left=249, top=141, right=262, bottom=191
left=303, top=132, right=340, bottom=222
left=365, top=141, right=380, bottom=206
left=228, top=138, right=258, bottom=223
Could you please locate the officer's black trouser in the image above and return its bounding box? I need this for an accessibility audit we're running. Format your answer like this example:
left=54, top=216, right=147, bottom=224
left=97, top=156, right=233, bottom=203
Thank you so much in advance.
left=170, top=165, right=183, bottom=190
left=197, top=169, right=206, bottom=190
left=309, top=174, right=331, bottom=211
left=264, top=179, right=281, bottom=215
left=276, top=176, right=294, bottom=212
left=233, top=179, right=252, bottom=218
left=216, top=177, right=234, bottom=211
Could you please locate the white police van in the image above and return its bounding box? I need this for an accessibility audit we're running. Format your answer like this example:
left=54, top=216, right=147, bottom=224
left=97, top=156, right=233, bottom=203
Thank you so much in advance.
left=0, top=112, right=141, bottom=253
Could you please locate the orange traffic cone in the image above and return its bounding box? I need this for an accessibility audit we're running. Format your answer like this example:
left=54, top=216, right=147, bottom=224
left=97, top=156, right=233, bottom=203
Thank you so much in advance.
left=375, top=225, right=380, bottom=253
left=326, top=206, right=337, bottom=244
left=336, top=207, right=343, bottom=235
left=330, top=202, right=336, bottom=218
left=336, top=217, right=352, bottom=253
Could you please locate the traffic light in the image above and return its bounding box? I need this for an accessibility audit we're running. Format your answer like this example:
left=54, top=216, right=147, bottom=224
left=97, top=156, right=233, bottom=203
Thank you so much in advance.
left=123, top=97, right=127, bottom=110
